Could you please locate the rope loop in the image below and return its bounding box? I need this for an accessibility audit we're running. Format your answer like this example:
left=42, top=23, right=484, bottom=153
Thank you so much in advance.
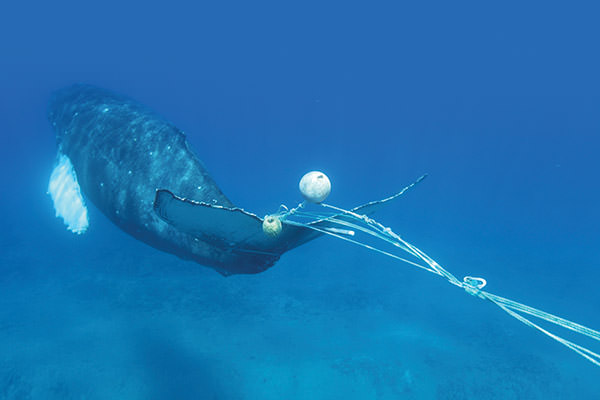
left=277, top=174, right=600, bottom=367
left=463, top=276, right=487, bottom=299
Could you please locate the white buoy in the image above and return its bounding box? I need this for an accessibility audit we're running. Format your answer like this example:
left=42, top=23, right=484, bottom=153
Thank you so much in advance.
left=262, top=215, right=282, bottom=237
left=299, top=171, right=331, bottom=203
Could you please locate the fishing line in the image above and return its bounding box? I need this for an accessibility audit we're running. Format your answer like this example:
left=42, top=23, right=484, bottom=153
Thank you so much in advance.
left=269, top=172, right=600, bottom=367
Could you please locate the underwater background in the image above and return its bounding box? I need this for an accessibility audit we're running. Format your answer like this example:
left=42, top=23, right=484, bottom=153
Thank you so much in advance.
left=1, top=1, right=599, bottom=399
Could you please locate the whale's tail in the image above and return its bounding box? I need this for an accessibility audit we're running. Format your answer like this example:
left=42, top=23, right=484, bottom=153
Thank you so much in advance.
left=153, top=190, right=321, bottom=261
left=153, top=177, right=425, bottom=272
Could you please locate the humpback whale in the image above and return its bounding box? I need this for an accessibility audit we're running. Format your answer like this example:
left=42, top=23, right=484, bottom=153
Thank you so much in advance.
left=48, top=85, right=325, bottom=275
left=47, top=87, right=600, bottom=368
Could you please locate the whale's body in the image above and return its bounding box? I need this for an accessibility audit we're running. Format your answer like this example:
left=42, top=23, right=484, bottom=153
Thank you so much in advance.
left=48, top=85, right=319, bottom=275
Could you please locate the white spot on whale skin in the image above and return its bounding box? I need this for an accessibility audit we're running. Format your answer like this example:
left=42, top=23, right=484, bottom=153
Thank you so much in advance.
left=48, top=154, right=89, bottom=234
left=102, top=107, right=109, bottom=113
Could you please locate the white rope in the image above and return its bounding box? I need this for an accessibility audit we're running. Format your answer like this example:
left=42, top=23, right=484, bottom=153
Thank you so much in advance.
left=279, top=183, right=600, bottom=368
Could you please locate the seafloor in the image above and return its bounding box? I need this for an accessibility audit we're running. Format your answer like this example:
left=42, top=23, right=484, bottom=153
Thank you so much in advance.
left=1, top=208, right=596, bottom=400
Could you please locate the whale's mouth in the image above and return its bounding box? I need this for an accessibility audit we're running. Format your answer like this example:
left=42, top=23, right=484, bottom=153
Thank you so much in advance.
left=153, top=189, right=322, bottom=260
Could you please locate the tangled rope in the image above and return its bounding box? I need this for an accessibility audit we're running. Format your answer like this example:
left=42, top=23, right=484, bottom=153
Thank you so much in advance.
left=278, top=176, right=600, bottom=367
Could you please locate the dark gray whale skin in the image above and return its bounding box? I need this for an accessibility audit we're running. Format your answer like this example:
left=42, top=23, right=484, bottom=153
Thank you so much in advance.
left=48, top=84, right=309, bottom=275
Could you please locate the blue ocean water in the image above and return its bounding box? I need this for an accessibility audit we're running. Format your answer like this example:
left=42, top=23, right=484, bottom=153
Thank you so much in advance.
left=1, top=1, right=599, bottom=398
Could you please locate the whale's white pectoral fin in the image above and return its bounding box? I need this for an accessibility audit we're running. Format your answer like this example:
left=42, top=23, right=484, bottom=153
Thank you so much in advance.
left=48, top=154, right=89, bottom=234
